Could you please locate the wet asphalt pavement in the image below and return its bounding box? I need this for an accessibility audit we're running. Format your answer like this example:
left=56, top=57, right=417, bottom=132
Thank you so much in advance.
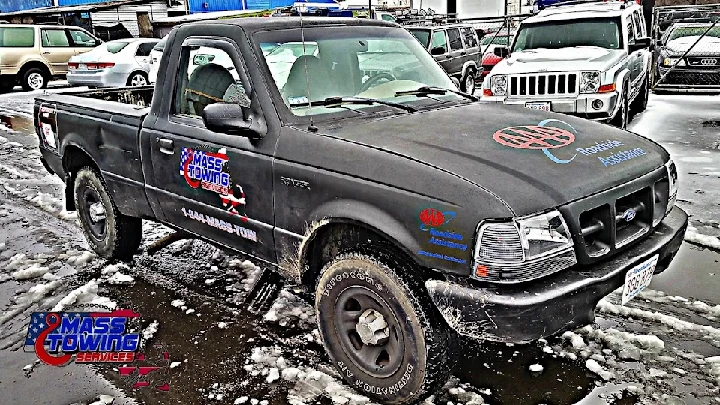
left=0, top=85, right=718, bottom=405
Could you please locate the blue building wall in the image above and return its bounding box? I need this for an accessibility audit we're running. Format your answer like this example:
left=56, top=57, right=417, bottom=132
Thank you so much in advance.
left=188, top=0, right=294, bottom=13
left=57, top=0, right=112, bottom=6
left=0, top=0, right=52, bottom=13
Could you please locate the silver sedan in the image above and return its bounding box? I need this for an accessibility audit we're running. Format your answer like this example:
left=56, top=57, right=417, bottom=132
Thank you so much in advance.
left=67, top=38, right=159, bottom=88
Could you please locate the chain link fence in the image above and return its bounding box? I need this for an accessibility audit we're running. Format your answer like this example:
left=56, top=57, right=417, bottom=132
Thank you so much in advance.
left=652, top=3, right=720, bottom=92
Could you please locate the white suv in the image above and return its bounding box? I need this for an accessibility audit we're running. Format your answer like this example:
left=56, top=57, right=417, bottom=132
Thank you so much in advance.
left=481, top=0, right=652, bottom=128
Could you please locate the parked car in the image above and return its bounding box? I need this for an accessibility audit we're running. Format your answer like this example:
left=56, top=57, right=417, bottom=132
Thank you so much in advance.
left=148, top=35, right=167, bottom=84
left=67, top=38, right=159, bottom=88
left=655, top=22, right=720, bottom=90
left=407, top=24, right=481, bottom=93
left=482, top=0, right=652, bottom=129
left=35, top=17, right=686, bottom=405
left=479, top=30, right=515, bottom=79
left=0, top=24, right=101, bottom=91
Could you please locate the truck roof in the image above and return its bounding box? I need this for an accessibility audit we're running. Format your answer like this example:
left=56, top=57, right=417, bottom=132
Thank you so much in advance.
left=524, top=1, right=639, bottom=24
left=195, top=17, right=397, bottom=32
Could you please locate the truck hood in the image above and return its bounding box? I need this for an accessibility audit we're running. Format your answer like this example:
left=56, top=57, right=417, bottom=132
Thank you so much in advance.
left=664, top=36, right=720, bottom=56
left=316, top=102, right=668, bottom=216
left=494, top=47, right=626, bottom=74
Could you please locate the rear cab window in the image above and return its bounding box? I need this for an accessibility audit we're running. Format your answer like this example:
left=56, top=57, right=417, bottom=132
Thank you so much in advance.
left=107, top=42, right=131, bottom=54
left=0, top=27, right=35, bottom=47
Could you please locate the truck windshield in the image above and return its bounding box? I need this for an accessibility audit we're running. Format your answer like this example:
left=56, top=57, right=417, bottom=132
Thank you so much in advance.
left=512, top=18, right=622, bottom=52
left=255, top=26, right=459, bottom=117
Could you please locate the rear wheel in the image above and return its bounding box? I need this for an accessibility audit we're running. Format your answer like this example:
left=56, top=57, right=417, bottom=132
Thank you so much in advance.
left=21, top=67, right=48, bottom=91
left=315, top=252, right=454, bottom=404
left=461, top=69, right=477, bottom=95
left=127, top=72, right=148, bottom=87
left=74, top=167, right=142, bottom=261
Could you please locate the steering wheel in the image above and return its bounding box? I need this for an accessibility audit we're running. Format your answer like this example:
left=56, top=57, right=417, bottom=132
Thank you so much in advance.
left=359, top=72, right=396, bottom=93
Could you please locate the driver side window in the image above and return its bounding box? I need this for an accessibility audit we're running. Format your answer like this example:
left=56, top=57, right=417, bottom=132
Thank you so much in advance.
left=174, top=40, right=251, bottom=118
left=627, top=19, right=636, bottom=45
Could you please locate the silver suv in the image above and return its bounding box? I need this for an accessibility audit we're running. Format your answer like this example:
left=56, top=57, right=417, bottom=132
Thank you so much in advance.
left=481, top=0, right=652, bottom=128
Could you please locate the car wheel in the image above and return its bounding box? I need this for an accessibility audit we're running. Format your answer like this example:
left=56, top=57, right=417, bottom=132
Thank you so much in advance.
left=74, top=166, right=142, bottom=261
left=127, top=72, right=149, bottom=87
left=21, top=68, right=48, bottom=91
left=461, top=70, right=477, bottom=95
left=637, top=76, right=649, bottom=113
left=611, top=86, right=629, bottom=129
left=315, top=252, right=455, bottom=404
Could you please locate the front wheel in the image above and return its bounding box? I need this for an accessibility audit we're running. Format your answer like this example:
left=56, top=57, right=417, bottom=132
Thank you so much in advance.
left=611, top=86, right=629, bottom=129
left=74, top=167, right=142, bottom=261
left=315, top=252, right=454, bottom=404
left=461, top=70, right=477, bottom=95
left=631, top=76, right=649, bottom=115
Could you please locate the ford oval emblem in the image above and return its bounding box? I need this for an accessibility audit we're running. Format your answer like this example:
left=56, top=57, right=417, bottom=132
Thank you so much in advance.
left=623, top=208, right=636, bottom=222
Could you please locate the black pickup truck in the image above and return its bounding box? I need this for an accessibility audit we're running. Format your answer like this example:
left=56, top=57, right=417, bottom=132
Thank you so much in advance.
left=35, top=17, right=687, bottom=404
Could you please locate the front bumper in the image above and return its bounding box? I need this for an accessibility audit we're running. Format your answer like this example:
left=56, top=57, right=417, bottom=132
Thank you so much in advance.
left=482, top=91, right=619, bottom=120
left=425, top=206, right=688, bottom=343
left=656, top=66, right=720, bottom=92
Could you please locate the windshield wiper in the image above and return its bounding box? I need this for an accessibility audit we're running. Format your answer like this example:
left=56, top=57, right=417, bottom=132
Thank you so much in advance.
left=395, top=86, right=478, bottom=101
left=289, top=96, right=417, bottom=113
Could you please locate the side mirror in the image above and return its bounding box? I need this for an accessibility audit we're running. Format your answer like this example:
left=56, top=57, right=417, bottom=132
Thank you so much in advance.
left=430, top=46, right=447, bottom=55
left=95, top=39, right=102, bottom=46
left=494, top=46, right=510, bottom=58
left=202, top=103, right=264, bottom=138
left=630, top=37, right=652, bottom=53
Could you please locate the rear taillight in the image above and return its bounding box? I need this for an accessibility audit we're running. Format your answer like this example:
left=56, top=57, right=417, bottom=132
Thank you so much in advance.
left=86, top=62, right=115, bottom=70
left=68, top=62, right=78, bottom=70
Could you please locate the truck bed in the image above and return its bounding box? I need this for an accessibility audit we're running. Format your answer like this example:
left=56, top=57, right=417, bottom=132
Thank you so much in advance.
left=66, top=86, right=154, bottom=108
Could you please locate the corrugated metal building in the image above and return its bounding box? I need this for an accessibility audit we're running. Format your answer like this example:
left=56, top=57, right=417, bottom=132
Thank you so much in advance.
left=91, top=0, right=168, bottom=37
left=187, top=0, right=296, bottom=13
left=0, top=0, right=52, bottom=14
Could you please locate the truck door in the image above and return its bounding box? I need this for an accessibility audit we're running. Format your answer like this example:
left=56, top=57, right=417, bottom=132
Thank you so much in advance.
left=430, top=29, right=451, bottom=74
left=141, top=36, right=277, bottom=264
left=39, top=28, right=75, bottom=75
left=445, top=27, right=466, bottom=78
left=626, top=16, right=642, bottom=95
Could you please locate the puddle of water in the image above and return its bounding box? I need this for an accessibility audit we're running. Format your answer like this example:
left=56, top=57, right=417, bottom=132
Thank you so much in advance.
left=0, top=114, right=33, bottom=134
left=651, top=242, right=720, bottom=303
left=455, top=339, right=596, bottom=405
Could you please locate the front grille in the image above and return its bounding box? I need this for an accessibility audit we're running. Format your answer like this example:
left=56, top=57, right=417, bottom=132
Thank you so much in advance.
left=479, top=248, right=577, bottom=283
left=569, top=167, right=670, bottom=264
left=478, top=223, right=523, bottom=261
left=687, top=57, right=720, bottom=67
left=663, top=71, right=720, bottom=86
left=509, top=73, right=578, bottom=97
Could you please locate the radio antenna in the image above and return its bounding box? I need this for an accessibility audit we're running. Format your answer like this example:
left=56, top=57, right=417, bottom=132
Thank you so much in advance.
left=299, top=8, right=318, bottom=132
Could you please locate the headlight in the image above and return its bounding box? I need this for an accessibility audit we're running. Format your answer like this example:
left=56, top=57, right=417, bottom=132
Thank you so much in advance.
left=663, top=57, right=685, bottom=67
left=490, top=75, right=508, bottom=96
left=580, top=71, right=600, bottom=94
left=474, top=211, right=577, bottom=283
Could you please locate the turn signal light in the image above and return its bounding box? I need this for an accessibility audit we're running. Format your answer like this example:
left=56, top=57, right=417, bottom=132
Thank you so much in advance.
left=598, top=83, right=616, bottom=93
left=68, top=62, right=79, bottom=69
left=476, top=264, right=488, bottom=278
left=482, top=89, right=493, bottom=97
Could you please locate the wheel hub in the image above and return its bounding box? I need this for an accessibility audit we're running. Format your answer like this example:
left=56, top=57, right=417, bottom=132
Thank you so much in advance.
left=89, top=202, right=106, bottom=223
left=356, top=308, right=390, bottom=345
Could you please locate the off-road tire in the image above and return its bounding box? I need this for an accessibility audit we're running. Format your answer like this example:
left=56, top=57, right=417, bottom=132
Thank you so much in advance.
left=21, top=67, right=48, bottom=91
left=611, top=86, right=629, bottom=129
left=315, top=252, right=454, bottom=404
left=74, top=167, right=142, bottom=261
left=461, top=69, right=477, bottom=95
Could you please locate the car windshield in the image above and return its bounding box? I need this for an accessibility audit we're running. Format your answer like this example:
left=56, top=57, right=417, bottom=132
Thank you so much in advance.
left=408, top=29, right=430, bottom=48
left=513, top=18, right=622, bottom=52
left=106, top=41, right=131, bottom=54
left=668, top=25, right=720, bottom=41
left=255, top=26, right=459, bottom=117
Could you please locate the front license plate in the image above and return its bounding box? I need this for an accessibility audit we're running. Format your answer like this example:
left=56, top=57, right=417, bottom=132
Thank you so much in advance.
left=525, top=102, right=551, bottom=111
left=621, top=254, right=659, bottom=305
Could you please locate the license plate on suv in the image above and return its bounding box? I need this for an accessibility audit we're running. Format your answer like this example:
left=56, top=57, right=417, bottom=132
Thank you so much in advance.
left=525, top=102, right=550, bottom=111
left=621, top=254, right=659, bottom=305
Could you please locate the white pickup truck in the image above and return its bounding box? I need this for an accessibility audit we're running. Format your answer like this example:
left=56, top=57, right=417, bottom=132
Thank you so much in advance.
left=481, top=0, right=652, bottom=129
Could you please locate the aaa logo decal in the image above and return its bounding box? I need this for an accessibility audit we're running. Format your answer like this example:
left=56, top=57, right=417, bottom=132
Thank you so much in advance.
left=179, top=147, right=248, bottom=221
left=493, top=119, right=578, bottom=164
left=419, top=208, right=456, bottom=231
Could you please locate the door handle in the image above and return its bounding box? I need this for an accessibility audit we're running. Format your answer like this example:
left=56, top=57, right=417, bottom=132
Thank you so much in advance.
left=42, top=51, right=50, bottom=55
left=156, top=137, right=174, bottom=154
left=460, top=51, right=467, bottom=55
